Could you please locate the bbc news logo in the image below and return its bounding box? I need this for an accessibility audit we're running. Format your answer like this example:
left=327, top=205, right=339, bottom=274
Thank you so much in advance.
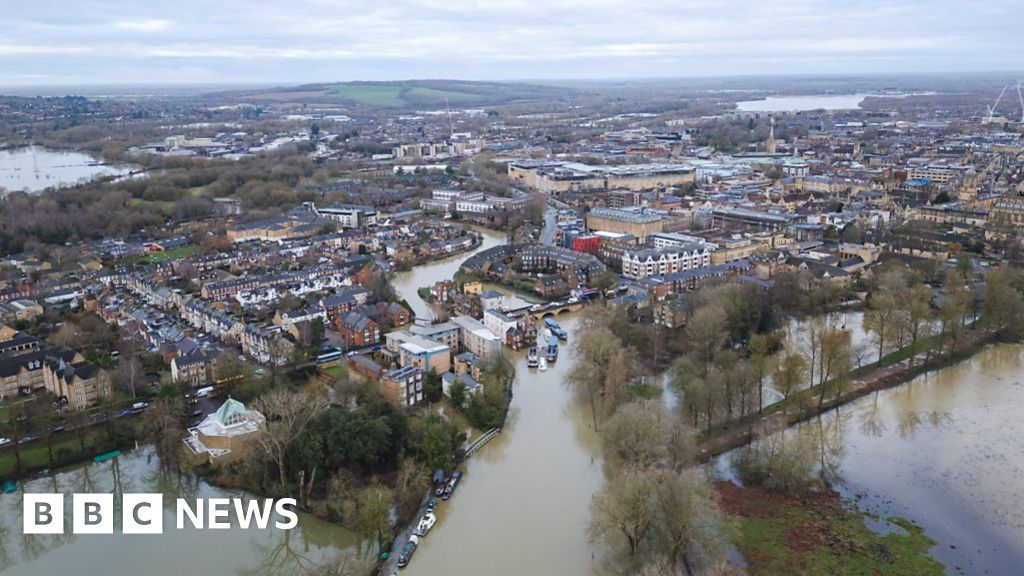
left=23, top=493, right=298, bottom=534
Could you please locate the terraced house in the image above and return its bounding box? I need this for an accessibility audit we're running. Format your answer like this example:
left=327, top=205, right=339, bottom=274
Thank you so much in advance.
left=621, top=243, right=711, bottom=280
left=42, top=349, right=112, bottom=410
left=0, top=327, right=110, bottom=408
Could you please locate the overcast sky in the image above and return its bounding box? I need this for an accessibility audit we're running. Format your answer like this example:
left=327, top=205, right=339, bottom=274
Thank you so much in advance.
left=2, top=0, right=1021, bottom=87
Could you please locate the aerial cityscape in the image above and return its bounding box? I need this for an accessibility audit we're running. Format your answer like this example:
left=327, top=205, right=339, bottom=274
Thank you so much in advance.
left=1, top=2, right=1023, bottom=576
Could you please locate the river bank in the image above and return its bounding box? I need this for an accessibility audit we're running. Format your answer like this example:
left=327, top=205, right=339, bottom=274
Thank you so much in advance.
left=696, top=328, right=996, bottom=461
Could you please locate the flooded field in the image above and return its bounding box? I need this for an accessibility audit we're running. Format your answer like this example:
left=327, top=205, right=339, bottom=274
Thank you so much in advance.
left=0, top=146, right=131, bottom=193
left=719, top=343, right=1024, bottom=574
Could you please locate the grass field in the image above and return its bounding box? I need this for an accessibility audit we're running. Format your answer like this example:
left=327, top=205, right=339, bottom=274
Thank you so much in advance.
left=127, top=198, right=174, bottom=211
left=404, top=86, right=481, bottom=104
left=320, top=364, right=344, bottom=379
left=326, top=82, right=485, bottom=107
left=327, top=84, right=407, bottom=107
left=139, top=245, right=198, bottom=264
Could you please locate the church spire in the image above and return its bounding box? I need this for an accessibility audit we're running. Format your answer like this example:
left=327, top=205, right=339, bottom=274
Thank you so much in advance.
left=766, top=115, right=777, bottom=154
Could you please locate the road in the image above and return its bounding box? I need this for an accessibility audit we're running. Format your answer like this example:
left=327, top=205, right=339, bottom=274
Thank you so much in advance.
left=540, top=206, right=557, bottom=246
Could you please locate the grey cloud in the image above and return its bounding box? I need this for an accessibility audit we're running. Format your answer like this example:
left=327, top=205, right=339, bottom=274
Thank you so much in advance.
left=0, top=0, right=1020, bottom=85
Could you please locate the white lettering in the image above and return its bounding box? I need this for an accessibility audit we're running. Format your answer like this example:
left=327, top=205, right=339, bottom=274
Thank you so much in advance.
left=233, top=499, right=274, bottom=529
left=208, top=498, right=231, bottom=529
left=274, top=498, right=298, bottom=530
left=176, top=498, right=204, bottom=529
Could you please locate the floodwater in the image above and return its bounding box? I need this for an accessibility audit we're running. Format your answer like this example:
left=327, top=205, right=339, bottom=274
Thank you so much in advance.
left=0, top=446, right=365, bottom=576
left=735, top=94, right=868, bottom=112
left=403, top=316, right=605, bottom=576
left=391, top=226, right=507, bottom=320
left=0, top=146, right=131, bottom=194
left=720, top=343, right=1024, bottom=575
left=391, top=230, right=604, bottom=575
left=783, top=310, right=873, bottom=366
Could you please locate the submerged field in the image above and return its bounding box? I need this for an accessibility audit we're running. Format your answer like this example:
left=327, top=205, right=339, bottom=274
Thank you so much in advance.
left=718, top=481, right=944, bottom=575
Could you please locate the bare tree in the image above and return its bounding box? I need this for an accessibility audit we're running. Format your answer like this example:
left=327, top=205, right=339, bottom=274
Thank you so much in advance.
left=252, top=388, right=327, bottom=494
left=344, top=484, right=393, bottom=550
left=863, top=290, right=898, bottom=363
left=601, top=400, right=694, bottom=471
left=815, top=327, right=852, bottom=408
left=773, top=350, right=808, bottom=400
left=115, top=353, right=144, bottom=399
left=685, top=304, right=727, bottom=371
left=651, top=469, right=723, bottom=575
left=589, top=468, right=658, bottom=557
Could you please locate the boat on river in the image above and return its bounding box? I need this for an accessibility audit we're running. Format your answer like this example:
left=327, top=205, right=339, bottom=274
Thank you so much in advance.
left=442, top=471, right=463, bottom=500
left=398, top=535, right=419, bottom=568
left=544, top=317, right=568, bottom=340
left=414, top=512, right=437, bottom=537
left=546, top=336, right=559, bottom=362
left=538, top=356, right=548, bottom=371
left=527, top=347, right=539, bottom=368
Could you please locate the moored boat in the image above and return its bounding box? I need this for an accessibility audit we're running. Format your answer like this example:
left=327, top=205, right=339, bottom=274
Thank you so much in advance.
left=442, top=470, right=463, bottom=500
left=527, top=346, right=539, bottom=368
left=397, top=535, right=419, bottom=568
left=413, top=512, right=437, bottom=537
left=544, top=317, right=568, bottom=340
left=546, top=336, right=559, bottom=362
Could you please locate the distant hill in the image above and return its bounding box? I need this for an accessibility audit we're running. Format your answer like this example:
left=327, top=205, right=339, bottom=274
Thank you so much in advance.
left=222, top=79, right=578, bottom=108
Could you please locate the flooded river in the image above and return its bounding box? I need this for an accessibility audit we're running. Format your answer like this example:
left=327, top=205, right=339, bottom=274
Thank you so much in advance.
left=0, top=446, right=363, bottom=576
left=0, top=146, right=131, bottom=194
left=404, top=316, right=604, bottom=576
left=391, top=227, right=506, bottom=320
left=392, top=231, right=604, bottom=575
left=718, top=342, right=1024, bottom=575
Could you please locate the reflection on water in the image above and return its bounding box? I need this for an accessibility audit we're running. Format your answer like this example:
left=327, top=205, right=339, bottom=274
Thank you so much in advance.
left=405, top=316, right=606, bottom=576
left=724, top=343, right=1024, bottom=574
left=0, top=447, right=363, bottom=576
left=0, top=146, right=131, bottom=194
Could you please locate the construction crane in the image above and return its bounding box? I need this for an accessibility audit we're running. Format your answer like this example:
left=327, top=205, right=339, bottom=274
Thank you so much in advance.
left=444, top=97, right=455, bottom=141
left=985, top=84, right=1009, bottom=124
left=983, top=82, right=1024, bottom=124
left=1017, top=80, right=1024, bottom=123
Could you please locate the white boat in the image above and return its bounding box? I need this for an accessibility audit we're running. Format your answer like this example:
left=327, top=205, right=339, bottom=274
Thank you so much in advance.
left=413, top=512, right=436, bottom=537
left=527, top=347, right=539, bottom=368
left=539, top=356, right=548, bottom=371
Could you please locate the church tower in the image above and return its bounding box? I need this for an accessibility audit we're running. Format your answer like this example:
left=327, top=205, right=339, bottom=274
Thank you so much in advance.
left=960, top=167, right=979, bottom=201
left=765, top=116, right=777, bottom=154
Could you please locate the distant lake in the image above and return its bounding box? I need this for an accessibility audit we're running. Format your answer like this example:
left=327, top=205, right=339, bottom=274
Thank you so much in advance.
left=0, top=145, right=131, bottom=194
left=735, top=93, right=869, bottom=112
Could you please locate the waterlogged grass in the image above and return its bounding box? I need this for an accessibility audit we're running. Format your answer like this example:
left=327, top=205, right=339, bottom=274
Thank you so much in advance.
left=0, top=430, right=107, bottom=478
left=721, top=482, right=945, bottom=575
